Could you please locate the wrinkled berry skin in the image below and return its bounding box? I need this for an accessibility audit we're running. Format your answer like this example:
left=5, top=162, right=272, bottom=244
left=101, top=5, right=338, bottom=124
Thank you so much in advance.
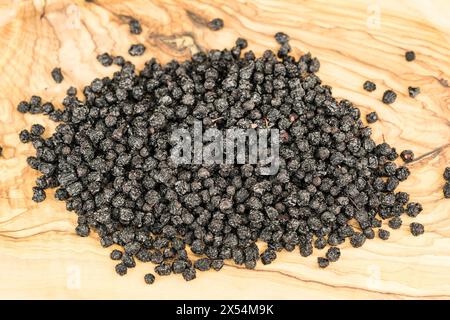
left=443, top=182, right=450, bottom=199
left=382, top=90, right=397, bottom=104
left=378, top=229, right=390, bottom=240
left=363, top=81, right=376, bottom=92
left=410, top=223, right=424, bottom=236
left=129, top=44, right=146, bottom=56
left=443, top=167, right=450, bottom=181
left=51, top=68, right=64, bottom=83
left=129, top=18, right=142, bottom=34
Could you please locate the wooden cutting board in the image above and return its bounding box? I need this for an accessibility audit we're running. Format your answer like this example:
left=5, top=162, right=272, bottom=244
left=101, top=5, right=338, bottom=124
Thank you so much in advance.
left=0, top=0, right=449, bottom=299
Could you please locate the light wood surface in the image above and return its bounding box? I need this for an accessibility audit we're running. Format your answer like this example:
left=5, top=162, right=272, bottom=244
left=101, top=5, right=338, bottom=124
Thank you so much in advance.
left=0, top=0, right=449, bottom=299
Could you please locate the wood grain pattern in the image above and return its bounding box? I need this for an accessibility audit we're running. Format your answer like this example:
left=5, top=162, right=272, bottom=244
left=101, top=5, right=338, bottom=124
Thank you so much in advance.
left=0, top=0, right=449, bottom=299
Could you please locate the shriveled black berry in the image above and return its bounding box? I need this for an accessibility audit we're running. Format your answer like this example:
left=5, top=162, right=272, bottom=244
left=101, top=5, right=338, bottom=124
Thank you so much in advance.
left=75, top=224, right=89, bottom=237
left=0, top=146, right=3, bottom=157
left=405, top=51, right=415, bottom=61
left=406, top=202, right=423, bottom=217
left=366, top=111, right=378, bottom=123
left=194, top=258, right=211, bottom=271
left=325, top=247, right=340, bottom=262
left=443, top=167, right=450, bottom=181
left=155, top=262, right=171, bottom=276
left=400, top=150, right=414, bottom=163
left=144, top=273, right=155, bottom=284
left=110, top=249, right=123, bottom=260
left=32, top=187, right=46, bottom=203
left=317, top=257, right=329, bottom=268
left=410, top=222, right=424, bottom=236
left=260, top=249, right=276, bottom=265
left=51, top=67, right=64, bottom=83
left=378, top=229, right=390, bottom=240
left=182, top=267, right=196, bottom=281
left=363, top=81, right=376, bottom=92
left=388, top=217, right=402, bottom=229
left=382, top=90, right=397, bottom=104
left=115, top=263, right=127, bottom=276
left=350, top=233, right=366, bottom=248
left=97, top=52, right=113, bottom=66
left=129, top=18, right=142, bottom=34
left=408, top=86, right=420, bottom=98
left=207, top=18, right=223, bottom=31
left=274, top=32, right=289, bottom=45
left=19, top=130, right=31, bottom=143
left=363, top=228, right=375, bottom=240
left=17, top=101, right=30, bottom=113
left=211, top=259, right=224, bottom=271
left=128, top=44, right=146, bottom=56
left=443, top=182, right=450, bottom=198
left=30, top=124, right=45, bottom=136
left=235, top=38, right=248, bottom=49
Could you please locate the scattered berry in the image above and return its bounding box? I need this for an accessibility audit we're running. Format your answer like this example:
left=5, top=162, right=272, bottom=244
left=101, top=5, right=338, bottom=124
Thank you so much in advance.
left=382, top=90, right=397, bottom=104
left=207, top=18, right=224, bottom=31
left=363, top=80, right=376, bottom=92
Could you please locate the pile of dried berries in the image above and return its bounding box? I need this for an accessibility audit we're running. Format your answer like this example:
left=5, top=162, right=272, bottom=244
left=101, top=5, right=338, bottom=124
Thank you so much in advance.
left=17, top=31, right=427, bottom=284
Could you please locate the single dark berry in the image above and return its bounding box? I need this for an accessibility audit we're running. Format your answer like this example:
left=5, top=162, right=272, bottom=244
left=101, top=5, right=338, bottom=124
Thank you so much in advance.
left=235, top=38, right=248, bottom=49
left=382, top=90, right=397, bottom=104
left=443, top=167, right=450, bottom=181
left=51, top=67, right=64, bottom=83
left=128, top=44, right=146, bottom=56
left=19, top=130, right=31, bottom=143
left=194, top=258, right=211, bottom=271
left=144, top=273, right=155, bottom=284
left=443, top=182, right=450, bottom=199
left=378, top=229, right=390, bottom=240
left=211, top=259, right=224, bottom=271
left=110, top=249, right=123, bottom=260
left=207, top=18, right=224, bottom=31
left=363, top=228, right=375, bottom=240
left=30, top=124, right=45, bottom=136
left=350, top=233, right=366, bottom=248
left=97, top=53, right=113, bottom=66
left=318, top=257, right=329, bottom=268
left=405, top=51, right=415, bottom=61
left=400, top=150, right=415, bottom=163
left=155, top=262, right=171, bottom=276
left=113, top=56, right=125, bottom=66
left=388, top=217, right=402, bottom=229
left=32, top=187, right=46, bottom=203
left=366, top=111, right=378, bottom=123
left=17, top=101, right=30, bottom=113
left=363, top=81, right=376, bottom=92
left=274, top=32, right=289, bottom=45
left=406, top=202, right=423, bottom=217
left=115, top=263, right=127, bottom=276
left=408, top=86, right=420, bottom=98
left=410, top=222, right=424, bottom=236
left=182, top=267, right=196, bottom=281
left=325, top=247, right=340, bottom=262
left=129, top=18, right=142, bottom=34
